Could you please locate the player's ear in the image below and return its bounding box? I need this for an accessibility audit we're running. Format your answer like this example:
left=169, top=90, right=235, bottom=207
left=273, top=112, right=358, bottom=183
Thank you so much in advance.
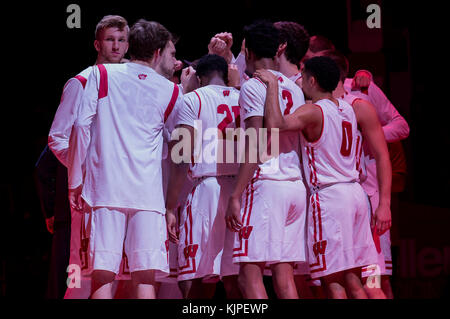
left=244, top=48, right=252, bottom=61
left=277, top=42, right=287, bottom=57
left=94, top=40, right=101, bottom=53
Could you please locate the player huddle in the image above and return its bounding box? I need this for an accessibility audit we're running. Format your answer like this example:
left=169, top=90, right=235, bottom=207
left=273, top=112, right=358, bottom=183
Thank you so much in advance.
left=48, top=14, right=409, bottom=299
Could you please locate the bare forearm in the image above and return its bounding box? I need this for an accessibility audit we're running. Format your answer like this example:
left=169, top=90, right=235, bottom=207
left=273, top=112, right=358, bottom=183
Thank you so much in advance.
left=264, top=82, right=285, bottom=130
left=375, top=151, right=392, bottom=208
left=166, top=162, right=189, bottom=210
left=231, top=162, right=258, bottom=199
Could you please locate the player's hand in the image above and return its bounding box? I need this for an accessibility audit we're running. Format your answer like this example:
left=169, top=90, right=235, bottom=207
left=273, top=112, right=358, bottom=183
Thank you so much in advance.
left=371, top=204, right=391, bottom=236
left=228, top=64, right=240, bottom=88
left=225, top=195, right=242, bottom=232
left=215, top=32, right=233, bottom=50
left=351, top=70, right=372, bottom=91
left=45, top=216, right=55, bottom=235
left=166, top=209, right=179, bottom=244
left=68, top=185, right=84, bottom=212
left=174, top=60, right=184, bottom=72
left=253, top=69, right=278, bottom=86
left=181, top=66, right=199, bottom=93
left=208, top=37, right=227, bottom=55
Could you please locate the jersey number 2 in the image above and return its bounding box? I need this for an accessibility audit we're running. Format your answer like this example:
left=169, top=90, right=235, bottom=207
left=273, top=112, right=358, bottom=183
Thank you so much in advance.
left=282, top=90, right=293, bottom=115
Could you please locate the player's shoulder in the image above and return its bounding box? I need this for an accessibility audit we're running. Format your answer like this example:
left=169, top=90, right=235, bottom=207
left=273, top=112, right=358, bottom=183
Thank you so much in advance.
left=240, top=77, right=266, bottom=96
left=67, top=66, right=93, bottom=89
left=77, top=66, right=94, bottom=78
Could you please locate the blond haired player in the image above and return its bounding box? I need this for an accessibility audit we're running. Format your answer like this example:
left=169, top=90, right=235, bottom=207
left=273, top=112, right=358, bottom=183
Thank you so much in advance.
left=47, top=15, right=130, bottom=299
left=68, top=19, right=183, bottom=299
left=255, top=56, right=391, bottom=299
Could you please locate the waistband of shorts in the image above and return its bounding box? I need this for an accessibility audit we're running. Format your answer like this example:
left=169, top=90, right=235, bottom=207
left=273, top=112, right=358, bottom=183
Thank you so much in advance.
left=309, top=179, right=358, bottom=195
left=192, top=175, right=236, bottom=182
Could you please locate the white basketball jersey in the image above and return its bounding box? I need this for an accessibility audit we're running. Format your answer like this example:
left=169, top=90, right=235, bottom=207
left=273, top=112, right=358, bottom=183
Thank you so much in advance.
left=342, top=93, right=367, bottom=183
left=301, top=98, right=360, bottom=193
left=176, top=85, right=241, bottom=178
left=69, top=62, right=183, bottom=213
left=289, top=72, right=302, bottom=82
left=239, top=70, right=305, bottom=181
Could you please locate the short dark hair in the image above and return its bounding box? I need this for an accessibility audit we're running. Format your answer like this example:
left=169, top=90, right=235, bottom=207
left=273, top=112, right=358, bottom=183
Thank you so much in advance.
left=195, top=54, right=228, bottom=83
left=303, top=56, right=340, bottom=92
left=314, top=49, right=349, bottom=82
left=128, top=19, right=172, bottom=61
left=95, top=15, right=129, bottom=40
left=308, top=35, right=335, bottom=53
left=243, top=20, right=279, bottom=59
left=274, top=21, right=310, bottom=67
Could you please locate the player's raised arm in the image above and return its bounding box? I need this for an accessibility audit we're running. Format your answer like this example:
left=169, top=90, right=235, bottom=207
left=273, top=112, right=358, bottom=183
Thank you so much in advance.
left=353, top=98, right=392, bottom=235
left=254, top=69, right=322, bottom=133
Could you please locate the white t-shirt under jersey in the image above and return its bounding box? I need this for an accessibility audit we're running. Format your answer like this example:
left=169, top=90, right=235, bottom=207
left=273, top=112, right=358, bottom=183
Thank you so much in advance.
left=68, top=62, right=183, bottom=213
left=239, top=70, right=305, bottom=181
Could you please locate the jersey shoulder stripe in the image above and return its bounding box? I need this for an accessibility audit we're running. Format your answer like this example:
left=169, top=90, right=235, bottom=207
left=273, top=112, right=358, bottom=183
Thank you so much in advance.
left=164, top=84, right=180, bottom=123
left=97, top=64, right=108, bottom=99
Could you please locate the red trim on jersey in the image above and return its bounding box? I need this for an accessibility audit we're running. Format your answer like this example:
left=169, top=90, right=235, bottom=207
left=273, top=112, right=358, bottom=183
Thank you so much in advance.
left=194, top=91, right=202, bottom=118
left=254, top=77, right=267, bottom=88
left=309, top=104, right=324, bottom=144
left=97, top=64, right=108, bottom=99
left=164, top=84, right=180, bottom=123
left=306, top=146, right=319, bottom=188
left=74, top=75, right=87, bottom=89
left=355, top=135, right=362, bottom=171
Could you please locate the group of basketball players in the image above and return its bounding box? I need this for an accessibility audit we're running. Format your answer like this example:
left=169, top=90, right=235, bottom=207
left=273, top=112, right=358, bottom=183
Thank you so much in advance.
left=47, top=14, right=409, bottom=299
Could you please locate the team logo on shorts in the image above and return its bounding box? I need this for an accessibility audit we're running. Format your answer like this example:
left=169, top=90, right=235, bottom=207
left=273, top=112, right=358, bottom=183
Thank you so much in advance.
left=183, top=244, right=199, bottom=259
left=313, top=240, right=327, bottom=257
left=239, top=226, right=253, bottom=240
left=138, top=73, right=147, bottom=80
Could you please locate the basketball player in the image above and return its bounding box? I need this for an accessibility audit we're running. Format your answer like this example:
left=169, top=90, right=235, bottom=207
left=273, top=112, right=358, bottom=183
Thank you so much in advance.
left=47, top=15, right=130, bottom=299
left=313, top=49, right=409, bottom=298
left=254, top=56, right=392, bottom=299
left=165, top=54, right=242, bottom=298
left=225, top=21, right=308, bottom=299
left=67, top=19, right=183, bottom=299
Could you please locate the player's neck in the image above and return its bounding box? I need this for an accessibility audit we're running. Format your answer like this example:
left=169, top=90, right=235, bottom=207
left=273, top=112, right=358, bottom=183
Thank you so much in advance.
left=130, top=59, right=157, bottom=70
left=333, top=81, right=346, bottom=99
left=278, top=56, right=300, bottom=78
left=311, top=91, right=335, bottom=104
left=254, top=58, right=277, bottom=72
left=95, top=56, right=107, bottom=65
left=207, top=77, right=226, bottom=87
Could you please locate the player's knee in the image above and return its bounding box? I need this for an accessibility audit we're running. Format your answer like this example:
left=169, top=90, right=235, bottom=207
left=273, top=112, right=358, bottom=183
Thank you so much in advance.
left=131, top=270, right=156, bottom=285
left=92, top=270, right=116, bottom=286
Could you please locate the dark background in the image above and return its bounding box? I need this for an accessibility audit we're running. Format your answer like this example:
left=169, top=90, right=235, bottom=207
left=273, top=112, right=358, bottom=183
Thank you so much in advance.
left=1, top=0, right=448, bottom=299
